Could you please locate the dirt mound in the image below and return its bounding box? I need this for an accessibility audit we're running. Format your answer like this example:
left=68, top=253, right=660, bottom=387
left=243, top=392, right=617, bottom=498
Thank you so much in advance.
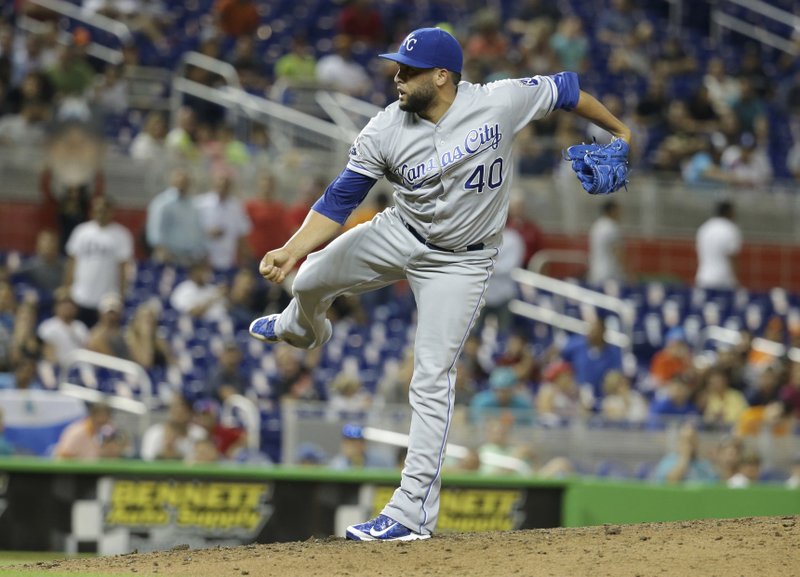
left=13, top=516, right=799, bottom=577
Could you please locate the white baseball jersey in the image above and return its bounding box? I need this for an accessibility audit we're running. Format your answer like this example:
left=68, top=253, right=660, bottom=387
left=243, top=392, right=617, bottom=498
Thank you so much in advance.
left=347, top=77, right=560, bottom=249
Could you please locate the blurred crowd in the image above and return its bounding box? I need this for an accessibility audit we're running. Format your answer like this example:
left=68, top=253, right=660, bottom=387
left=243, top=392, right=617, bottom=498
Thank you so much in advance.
left=0, top=0, right=799, bottom=182
left=0, top=0, right=799, bottom=485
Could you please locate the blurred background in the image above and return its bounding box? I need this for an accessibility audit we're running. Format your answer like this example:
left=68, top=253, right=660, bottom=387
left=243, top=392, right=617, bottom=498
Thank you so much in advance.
left=0, top=0, right=800, bottom=551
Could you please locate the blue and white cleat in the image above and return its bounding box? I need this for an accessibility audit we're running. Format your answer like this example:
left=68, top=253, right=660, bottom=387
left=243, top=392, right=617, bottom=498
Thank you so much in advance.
left=248, top=314, right=281, bottom=343
left=346, top=514, right=430, bottom=542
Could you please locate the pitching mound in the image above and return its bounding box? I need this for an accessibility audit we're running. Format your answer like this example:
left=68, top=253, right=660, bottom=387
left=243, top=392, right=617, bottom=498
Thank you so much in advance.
left=14, top=516, right=798, bottom=577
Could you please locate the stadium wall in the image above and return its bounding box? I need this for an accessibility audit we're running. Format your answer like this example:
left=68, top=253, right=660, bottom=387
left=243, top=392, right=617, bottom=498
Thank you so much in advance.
left=2, top=200, right=799, bottom=292
left=0, top=458, right=797, bottom=553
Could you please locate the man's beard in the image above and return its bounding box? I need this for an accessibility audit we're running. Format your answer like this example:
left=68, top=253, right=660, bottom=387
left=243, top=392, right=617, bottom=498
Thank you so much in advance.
left=399, top=82, right=436, bottom=114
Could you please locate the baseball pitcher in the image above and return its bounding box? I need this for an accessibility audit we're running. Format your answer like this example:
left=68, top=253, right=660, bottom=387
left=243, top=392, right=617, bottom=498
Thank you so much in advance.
left=250, top=27, right=631, bottom=540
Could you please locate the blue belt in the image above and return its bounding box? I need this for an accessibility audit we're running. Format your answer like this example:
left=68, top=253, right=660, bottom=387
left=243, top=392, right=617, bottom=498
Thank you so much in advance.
left=402, top=221, right=485, bottom=253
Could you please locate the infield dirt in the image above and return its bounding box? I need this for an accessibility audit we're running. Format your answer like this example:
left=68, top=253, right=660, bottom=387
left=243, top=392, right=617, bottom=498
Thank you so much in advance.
left=10, top=515, right=799, bottom=577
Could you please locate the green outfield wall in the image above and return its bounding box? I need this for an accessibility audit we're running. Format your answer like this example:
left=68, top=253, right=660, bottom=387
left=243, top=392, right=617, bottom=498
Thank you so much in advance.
left=0, top=458, right=797, bottom=552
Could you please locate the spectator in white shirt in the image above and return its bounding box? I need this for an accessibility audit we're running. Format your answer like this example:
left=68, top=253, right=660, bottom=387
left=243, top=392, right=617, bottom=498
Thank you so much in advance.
left=129, top=111, right=167, bottom=161
left=65, top=196, right=134, bottom=327
left=37, top=287, right=89, bottom=367
left=140, top=394, right=207, bottom=461
left=315, top=34, right=371, bottom=97
left=169, top=260, right=228, bottom=323
left=193, top=171, right=252, bottom=271
left=695, top=200, right=742, bottom=290
left=588, top=199, right=625, bottom=285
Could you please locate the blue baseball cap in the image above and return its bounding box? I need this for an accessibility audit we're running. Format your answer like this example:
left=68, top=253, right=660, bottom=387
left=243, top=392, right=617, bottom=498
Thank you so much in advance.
left=379, top=27, right=463, bottom=74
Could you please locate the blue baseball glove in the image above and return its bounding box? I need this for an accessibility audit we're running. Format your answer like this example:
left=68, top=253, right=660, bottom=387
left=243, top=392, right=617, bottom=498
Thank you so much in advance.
left=564, top=139, right=630, bottom=195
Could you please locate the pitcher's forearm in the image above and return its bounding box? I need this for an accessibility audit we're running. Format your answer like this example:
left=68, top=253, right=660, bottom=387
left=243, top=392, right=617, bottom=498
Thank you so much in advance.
left=573, top=91, right=632, bottom=143
left=284, top=210, right=343, bottom=259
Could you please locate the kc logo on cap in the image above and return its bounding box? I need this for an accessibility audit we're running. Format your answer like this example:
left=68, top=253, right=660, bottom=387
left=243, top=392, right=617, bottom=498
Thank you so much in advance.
left=379, top=27, right=463, bottom=74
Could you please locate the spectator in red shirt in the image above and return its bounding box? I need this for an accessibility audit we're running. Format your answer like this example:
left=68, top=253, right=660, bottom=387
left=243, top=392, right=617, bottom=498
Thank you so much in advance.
left=193, top=399, right=248, bottom=459
left=337, top=0, right=384, bottom=45
left=506, top=195, right=543, bottom=266
left=214, top=0, right=259, bottom=38
left=245, top=171, right=290, bottom=261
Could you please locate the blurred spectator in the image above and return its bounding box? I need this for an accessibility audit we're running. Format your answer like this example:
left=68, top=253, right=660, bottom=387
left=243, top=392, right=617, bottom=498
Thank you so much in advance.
left=726, top=449, right=762, bottom=488
left=46, top=42, right=95, bottom=114
left=746, top=317, right=785, bottom=374
left=549, top=15, right=588, bottom=72
left=217, top=124, right=251, bottom=167
left=329, top=423, right=392, bottom=469
left=596, top=0, right=638, bottom=48
left=186, top=437, right=221, bottom=463
left=607, top=21, right=654, bottom=78
left=12, top=229, right=65, bottom=300
left=731, top=79, right=767, bottom=135
left=65, top=196, right=133, bottom=327
left=86, top=293, right=129, bottom=359
left=681, top=135, right=736, bottom=188
left=296, top=442, right=328, bottom=466
left=720, top=132, right=773, bottom=187
left=38, top=287, right=88, bottom=367
left=786, top=454, right=800, bottom=489
left=695, top=200, right=741, bottom=290
left=0, top=281, right=14, bottom=372
left=700, top=366, right=748, bottom=428
left=779, top=361, right=800, bottom=419
left=788, top=140, right=800, bottom=180
left=316, top=35, right=371, bottom=97
left=272, top=343, right=318, bottom=401
left=205, top=338, right=248, bottom=402
left=651, top=422, right=718, bottom=484
left=90, top=64, right=128, bottom=116
left=469, top=367, right=534, bottom=426
left=53, top=401, right=112, bottom=460
left=649, top=326, right=692, bottom=389
left=140, top=394, right=207, bottom=461
left=274, top=35, right=318, bottom=85
left=194, top=171, right=252, bottom=271
left=193, top=399, right=247, bottom=459
left=0, top=100, right=49, bottom=146
left=653, top=35, right=697, bottom=80
left=494, top=331, right=537, bottom=386
left=214, top=0, right=259, bottom=38
left=478, top=225, right=525, bottom=334
left=97, top=425, right=131, bottom=459
left=560, top=317, right=623, bottom=399
left=745, top=361, right=782, bottom=406
left=713, top=435, right=744, bottom=484
left=375, top=345, right=414, bottom=407
left=10, top=299, right=43, bottom=365
left=478, top=417, right=533, bottom=475
left=702, top=57, right=741, bottom=116
left=588, top=200, right=625, bottom=285
left=648, top=377, right=700, bottom=423
left=146, top=169, right=207, bottom=266
left=327, top=370, right=372, bottom=417
left=165, top=106, right=199, bottom=161
left=1, top=357, right=43, bottom=391
left=0, top=407, right=14, bottom=455
left=245, top=171, right=291, bottom=261
left=124, top=301, right=173, bottom=370
left=226, top=268, right=266, bottom=331
left=536, top=360, right=594, bottom=426
left=129, top=111, right=167, bottom=161
left=337, top=0, right=383, bottom=45
left=600, top=370, right=648, bottom=424
left=40, top=122, right=105, bottom=251
left=465, top=9, right=509, bottom=78
left=506, top=195, right=543, bottom=267
left=169, top=260, right=228, bottom=323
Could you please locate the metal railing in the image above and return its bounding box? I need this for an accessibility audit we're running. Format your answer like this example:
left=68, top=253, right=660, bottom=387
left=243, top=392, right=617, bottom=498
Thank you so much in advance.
left=25, top=0, right=132, bottom=46
left=527, top=250, right=588, bottom=276
left=511, top=268, right=636, bottom=339
left=698, top=325, right=800, bottom=363
left=711, top=0, right=799, bottom=55
left=61, top=349, right=156, bottom=408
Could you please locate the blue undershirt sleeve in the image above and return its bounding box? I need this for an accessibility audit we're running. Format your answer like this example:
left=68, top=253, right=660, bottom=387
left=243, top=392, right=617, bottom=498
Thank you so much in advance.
left=311, top=168, right=378, bottom=225
left=549, top=71, right=580, bottom=111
